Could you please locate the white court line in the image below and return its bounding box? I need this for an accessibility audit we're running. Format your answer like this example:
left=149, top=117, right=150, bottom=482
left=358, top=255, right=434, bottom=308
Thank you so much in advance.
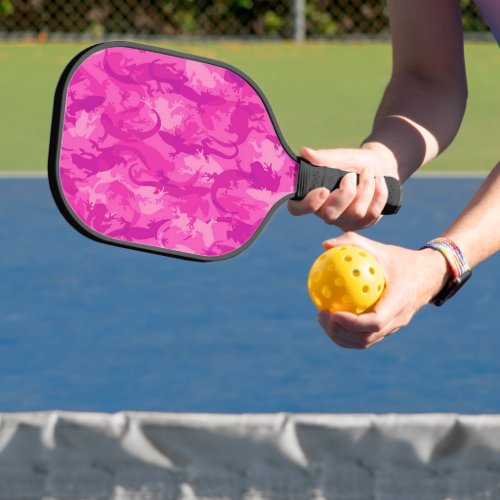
left=414, top=170, right=487, bottom=178
left=0, top=171, right=47, bottom=178
left=0, top=170, right=489, bottom=179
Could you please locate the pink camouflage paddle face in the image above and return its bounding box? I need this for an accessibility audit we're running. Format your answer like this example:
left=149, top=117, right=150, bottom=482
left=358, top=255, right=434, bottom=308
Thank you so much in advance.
left=49, top=41, right=401, bottom=261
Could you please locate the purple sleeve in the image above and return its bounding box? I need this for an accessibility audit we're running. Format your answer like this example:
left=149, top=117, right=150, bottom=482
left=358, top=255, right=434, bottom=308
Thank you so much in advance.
left=473, top=0, right=500, bottom=45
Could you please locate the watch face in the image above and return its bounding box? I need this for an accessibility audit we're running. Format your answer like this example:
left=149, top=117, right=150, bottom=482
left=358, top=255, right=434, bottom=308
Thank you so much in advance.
left=432, top=269, right=472, bottom=306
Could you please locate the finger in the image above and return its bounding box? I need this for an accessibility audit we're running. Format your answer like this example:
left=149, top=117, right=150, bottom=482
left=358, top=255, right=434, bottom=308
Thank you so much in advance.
left=385, top=328, right=400, bottom=337
left=329, top=327, right=379, bottom=349
left=319, top=310, right=392, bottom=349
left=332, top=292, right=402, bottom=339
left=331, top=316, right=391, bottom=349
left=331, top=336, right=364, bottom=349
left=288, top=187, right=330, bottom=216
left=318, top=311, right=347, bottom=342
left=319, top=311, right=371, bottom=348
left=343, top=164, right=376, bottom=221
left=320, top=321, right=365, bottom=349
left=364, top=335, right=386, bottom=348
left=372, top=174, right=389, bottom=214
left=330, top=311, right=385, bottom=335
left=360, top=328, right=398, bottom=348
left=331, top=323, right=370, bottom=347
left=323, top=170, right=390, bottom=231
left=317, top=310, right=333, bottom=331
left=315, top=172, right=357, bottom=224
left=367, top=288, right=411, bottom=335
left=299, top=146, right=328, bottom=166
left=363, top=174, right=389, bottom=224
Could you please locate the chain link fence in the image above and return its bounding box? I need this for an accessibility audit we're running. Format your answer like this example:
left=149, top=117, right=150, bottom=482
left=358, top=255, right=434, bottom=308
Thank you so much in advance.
left=0, top=0, right=491, bottom=40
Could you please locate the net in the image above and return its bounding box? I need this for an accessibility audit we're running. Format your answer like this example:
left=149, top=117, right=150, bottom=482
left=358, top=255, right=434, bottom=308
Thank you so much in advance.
left=1, top=412, right=500, bottom=499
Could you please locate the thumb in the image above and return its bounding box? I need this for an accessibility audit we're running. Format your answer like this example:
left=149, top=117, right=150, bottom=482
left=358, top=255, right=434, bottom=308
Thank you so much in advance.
left=299, top=146, right=327, bottom=166
left=299, top=146, right=321, bottom=165
left=322, top=231, right=368, bottom=250
left=299, top=146, right=366, bottom=170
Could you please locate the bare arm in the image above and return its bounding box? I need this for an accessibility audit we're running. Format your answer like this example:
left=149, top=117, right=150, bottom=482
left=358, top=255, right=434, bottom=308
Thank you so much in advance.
left=289, top=0, right=468, bottom=227
left=441, top=162, right=500, bottom=268
left=363, top=0, right=468, bottom=182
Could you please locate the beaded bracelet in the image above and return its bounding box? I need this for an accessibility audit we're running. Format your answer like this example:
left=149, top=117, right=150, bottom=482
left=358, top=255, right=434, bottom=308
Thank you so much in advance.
left=420, top=238, right=472, bottom=306
left=421, top=238, right=470, bottom=278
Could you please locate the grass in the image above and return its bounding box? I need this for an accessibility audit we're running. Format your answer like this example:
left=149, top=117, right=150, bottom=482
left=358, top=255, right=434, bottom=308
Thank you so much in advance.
left=0, top=40, right=497, bottom=172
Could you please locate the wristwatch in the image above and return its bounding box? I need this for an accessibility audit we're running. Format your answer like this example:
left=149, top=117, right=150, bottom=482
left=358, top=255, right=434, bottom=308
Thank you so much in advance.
left=421, top=238, right=472, bottom=306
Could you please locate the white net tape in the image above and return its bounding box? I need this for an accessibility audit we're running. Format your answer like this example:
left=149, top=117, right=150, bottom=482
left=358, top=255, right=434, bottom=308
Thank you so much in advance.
left=0, top=412, right=500, bottom=499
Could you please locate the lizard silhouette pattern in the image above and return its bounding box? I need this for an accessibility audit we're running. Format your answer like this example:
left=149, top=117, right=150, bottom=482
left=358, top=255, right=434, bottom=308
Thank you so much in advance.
left=57, top=45, right=297, bottom=258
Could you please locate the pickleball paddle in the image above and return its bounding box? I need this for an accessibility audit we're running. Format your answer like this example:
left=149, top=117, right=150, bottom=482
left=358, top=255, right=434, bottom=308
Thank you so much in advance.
left=48, top=41, right=401, bottom=261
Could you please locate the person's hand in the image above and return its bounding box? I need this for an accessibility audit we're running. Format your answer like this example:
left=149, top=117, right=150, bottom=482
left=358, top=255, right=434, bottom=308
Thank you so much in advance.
left=316, top=232, right=451, bottom=349
left=288, top=145, right=398, bottom=231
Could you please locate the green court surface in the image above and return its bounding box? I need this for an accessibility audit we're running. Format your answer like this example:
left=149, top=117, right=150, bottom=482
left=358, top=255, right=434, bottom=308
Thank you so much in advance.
left=0, top=41, right=497, bottom=173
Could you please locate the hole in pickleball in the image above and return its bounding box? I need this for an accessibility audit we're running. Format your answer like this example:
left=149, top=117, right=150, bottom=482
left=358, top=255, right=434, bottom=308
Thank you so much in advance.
left=359, top=251, right=366, bottom=257
left=333, top=303, right=342, bottom=311
left=313, top=271, right=321, bottom=282
left=369, top=267, right=375, bottom=275
left=322, top=286, right=332, bottom=299
left=342, top=295, right=351, bottom=304
left=352, top=269, right=360, bottom=277
left=378, top=284, right=382, bottom=291
left=334, top=277, right=344, bottom=287
left=327, top=264, right=335, bottom=272
left=313, top=294, right=322, bottom=307
left=362, top=285, right=369, bottom=293
left=344, top=256, right=352, bottom=262
left=356, top=306, right=366, bottom=314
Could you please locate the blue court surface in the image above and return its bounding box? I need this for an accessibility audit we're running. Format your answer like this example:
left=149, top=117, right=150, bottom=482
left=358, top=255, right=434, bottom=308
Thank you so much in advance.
left=0, top=176, right=498, bottom=413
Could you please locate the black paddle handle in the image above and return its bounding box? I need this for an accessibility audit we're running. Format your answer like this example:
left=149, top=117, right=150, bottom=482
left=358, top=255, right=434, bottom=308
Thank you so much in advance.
left=292, top=157, right=402, bottom=215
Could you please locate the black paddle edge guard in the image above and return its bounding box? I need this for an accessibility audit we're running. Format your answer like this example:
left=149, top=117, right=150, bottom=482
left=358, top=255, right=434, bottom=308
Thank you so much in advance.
left=47, top=41, right=298, bottom=263
left=293, top=157, right=402, bottom=215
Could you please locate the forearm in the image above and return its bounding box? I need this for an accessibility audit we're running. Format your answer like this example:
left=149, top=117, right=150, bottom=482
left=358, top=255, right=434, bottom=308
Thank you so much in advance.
left=361, top=0, right=467, bottom=183
left=362, top=73, right=467, bottom=182
left=441, top=162, right=500, bottom=267
left=419, top=162, right=500, bottom=302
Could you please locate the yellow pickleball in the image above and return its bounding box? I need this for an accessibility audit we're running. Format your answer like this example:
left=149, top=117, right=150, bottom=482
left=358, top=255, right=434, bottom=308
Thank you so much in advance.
left=308, top=245, right=385, bottom=314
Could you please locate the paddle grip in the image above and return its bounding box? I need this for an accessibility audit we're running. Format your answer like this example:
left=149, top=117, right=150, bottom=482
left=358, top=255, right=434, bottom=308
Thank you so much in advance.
left=293, top=157, right=402, bottom=215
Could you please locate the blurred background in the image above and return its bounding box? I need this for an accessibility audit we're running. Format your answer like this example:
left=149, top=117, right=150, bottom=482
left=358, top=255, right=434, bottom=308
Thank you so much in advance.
left=0, top=1, right=497, bottom=176
left=0, top=4, right=498, bottom=498
left=0, top=0, right=492, bottom=40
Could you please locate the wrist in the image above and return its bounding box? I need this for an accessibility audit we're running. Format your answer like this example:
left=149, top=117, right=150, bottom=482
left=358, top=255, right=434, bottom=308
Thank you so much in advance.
left=361, top=141, right=399, bottom=178
left=417, top=248, right=453, bottom=303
